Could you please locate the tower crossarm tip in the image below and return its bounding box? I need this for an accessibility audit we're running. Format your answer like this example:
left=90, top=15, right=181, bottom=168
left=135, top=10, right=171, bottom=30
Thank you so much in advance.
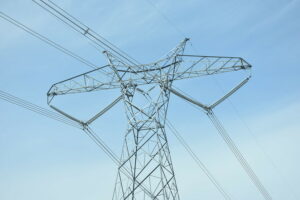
left=47, top=65, right=121, bottom=103
left=172, top=55, right=251, bottom=81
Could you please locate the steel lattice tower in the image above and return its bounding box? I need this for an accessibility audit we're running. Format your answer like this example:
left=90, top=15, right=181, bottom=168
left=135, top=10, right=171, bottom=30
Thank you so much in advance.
left=1, top=1, right=273, bottom=199
left=35, top=2, right=252, bottom=200
left=47, top=37, right=251, bottom=199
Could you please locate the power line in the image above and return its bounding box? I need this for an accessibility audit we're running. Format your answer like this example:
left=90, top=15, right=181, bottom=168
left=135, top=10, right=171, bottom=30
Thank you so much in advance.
left=0, top=89, right=121, bottom=163
left=165, top=119, right=232, bottom=200
left=231, top=98, right=298, bottom=199
left=33, top=0, right=141, bottom=66
left=0, top=89, right=159, bottom=199
left=195, top=59, right=294, bottom=199
left=0, top=11, right=99, bottom=69
left=207, top=110, right=272, bottom=200
left=169, top=85, right=273, bottom=200
left=144, top=0, right=187, bottom=39
left=143, top=0, right=204, bottom=56
left=0, top=89, right=82, bottom=129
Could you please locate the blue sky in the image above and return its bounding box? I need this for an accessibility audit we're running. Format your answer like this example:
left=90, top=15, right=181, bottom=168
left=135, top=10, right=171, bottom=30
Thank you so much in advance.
left=0, top=0, right=299, bottom=199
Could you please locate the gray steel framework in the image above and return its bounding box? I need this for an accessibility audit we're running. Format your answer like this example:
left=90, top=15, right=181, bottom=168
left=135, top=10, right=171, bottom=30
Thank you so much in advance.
left=33, top=1, right=254, bottom=199
left=47, top=38, right=251, bottom=200
left=0, top=0, right=273, bottom=199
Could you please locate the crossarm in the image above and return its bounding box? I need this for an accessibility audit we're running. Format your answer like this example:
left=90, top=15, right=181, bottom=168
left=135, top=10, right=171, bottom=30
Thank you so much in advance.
left=173, top=55, right=251, bottom=80
left=47, top=65, right=120, bottom=103
left=47, top=55, right=252, bottom=103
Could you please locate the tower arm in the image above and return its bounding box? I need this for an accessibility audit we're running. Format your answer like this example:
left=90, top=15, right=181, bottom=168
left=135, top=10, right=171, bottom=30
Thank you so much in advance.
left=47, top=55, right=251, bottom=103
left=172, top=55, right=251, bottom=80
left=47, top=65, right=120, bottom=103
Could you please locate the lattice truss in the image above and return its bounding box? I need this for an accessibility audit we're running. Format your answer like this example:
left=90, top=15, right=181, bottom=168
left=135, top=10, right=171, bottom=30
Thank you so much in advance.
left=47, top=47, right=250, bottom=102
left=47, top=38, right=251, bottom=200
left=0, top=0, right=270, bottom=198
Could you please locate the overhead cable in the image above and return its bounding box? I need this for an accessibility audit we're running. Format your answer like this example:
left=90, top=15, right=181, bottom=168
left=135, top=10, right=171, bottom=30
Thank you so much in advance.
left=0, top=89, right=157, bottom=199
left=166, top=119, right=232, bottom=200
left=144, top=0, right=187, bottom=39
left=207, top=111, right=272, bottom=200
left=33, top=0, right=141, bottom=66
left=0, top=89, right=82, bottom=129
left=169, top=86, right=272, bottom=200
left=212, top=78, right=297, bottom=200
left=0, top=11, right=98, bottom=69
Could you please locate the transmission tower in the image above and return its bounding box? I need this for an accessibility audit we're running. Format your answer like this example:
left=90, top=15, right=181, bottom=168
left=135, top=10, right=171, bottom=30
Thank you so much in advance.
left=0, top=0, right=274, bottom=199
left=31, top=1, right=273, bottom=200
left=47, top=37, right=251, bottom=200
